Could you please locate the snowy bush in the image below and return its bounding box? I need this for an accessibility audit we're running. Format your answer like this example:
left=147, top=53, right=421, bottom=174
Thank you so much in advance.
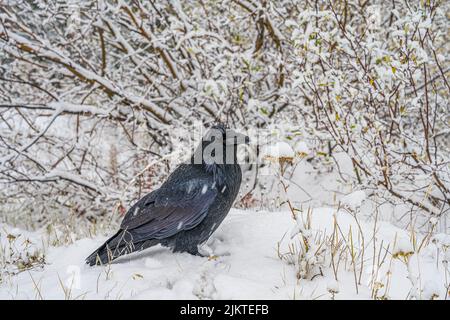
left=1, top=1, right=448, bottom=231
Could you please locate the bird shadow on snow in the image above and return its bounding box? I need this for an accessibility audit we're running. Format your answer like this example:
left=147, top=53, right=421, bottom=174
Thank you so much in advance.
left=103, top=244, right=205, bottom=265
left=97, top=245, right=170, bottom=265
left=93, top=237, right=231, bottom=267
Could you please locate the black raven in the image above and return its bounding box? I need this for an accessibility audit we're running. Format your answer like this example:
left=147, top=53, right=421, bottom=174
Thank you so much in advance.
left=86, top=124, right=248, bottom=266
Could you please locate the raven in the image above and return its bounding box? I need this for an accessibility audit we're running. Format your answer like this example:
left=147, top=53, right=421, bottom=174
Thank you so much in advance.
left=86, top=124, right=248, bottom=266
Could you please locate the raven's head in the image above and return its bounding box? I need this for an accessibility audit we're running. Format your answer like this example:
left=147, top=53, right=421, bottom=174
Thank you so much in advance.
left=191, top=123, right=249, bottom=169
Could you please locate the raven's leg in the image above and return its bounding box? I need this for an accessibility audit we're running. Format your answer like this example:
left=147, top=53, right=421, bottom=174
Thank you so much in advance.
left=169, top=241, right=207, bottom=257
left=164, top=233, right=209, bottom=257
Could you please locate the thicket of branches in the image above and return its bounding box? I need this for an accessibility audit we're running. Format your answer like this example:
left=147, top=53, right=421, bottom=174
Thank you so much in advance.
left=0, top=1, right=448, bottom=230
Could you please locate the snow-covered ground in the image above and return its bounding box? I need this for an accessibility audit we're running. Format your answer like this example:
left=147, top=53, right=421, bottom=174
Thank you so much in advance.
left=1, top=207, right=448, bottom=300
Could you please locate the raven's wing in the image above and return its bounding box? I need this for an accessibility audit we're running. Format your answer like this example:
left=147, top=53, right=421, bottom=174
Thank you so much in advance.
left=120, top=180, right=217, bottom=240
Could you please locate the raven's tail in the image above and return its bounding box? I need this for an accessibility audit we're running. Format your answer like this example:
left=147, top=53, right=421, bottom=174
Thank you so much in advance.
left=86, top=230, right=158, bottom=266
left=85, top=230, right=125, bottom=266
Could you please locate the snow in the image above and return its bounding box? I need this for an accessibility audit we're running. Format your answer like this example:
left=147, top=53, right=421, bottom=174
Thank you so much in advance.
left=49, top=102, right=109, bottom=116
left=327, top=280, right=339, bottom=294
left=202, top=80, right=227, bottom=99
left=340, top=191, right=367, bottom=210
left=393, top=237, right=414, bottom=256
left=263, top=142, right=295, bottom=160
left=294, top=141, right=310, bottom=156
left=1, top=207, right=448, bottom=300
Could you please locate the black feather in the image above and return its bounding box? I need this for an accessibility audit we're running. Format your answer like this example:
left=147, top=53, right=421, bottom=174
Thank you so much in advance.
left=86, top=124, right=247, bottom=266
